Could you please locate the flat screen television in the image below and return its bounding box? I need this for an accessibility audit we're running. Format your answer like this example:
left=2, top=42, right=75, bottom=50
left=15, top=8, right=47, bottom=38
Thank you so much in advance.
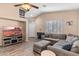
left=3, top=27, right=22, bottom=37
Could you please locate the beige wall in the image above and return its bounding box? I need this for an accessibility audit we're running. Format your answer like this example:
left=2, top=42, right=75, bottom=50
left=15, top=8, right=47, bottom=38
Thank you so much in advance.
left=35, top=17, right=45, bottom=32
left=0, top=3, right=26, bottom=21
left=35, top=10, right=79, bottom=35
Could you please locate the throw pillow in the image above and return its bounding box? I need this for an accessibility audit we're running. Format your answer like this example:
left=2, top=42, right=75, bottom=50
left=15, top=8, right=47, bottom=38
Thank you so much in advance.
left=71, top=40, right=79, bottom=53
left=66, top=36, right=78, bottom=44
left=72, top=40, right=79, bottom=47
left=62, top=44, right=72, bottom=51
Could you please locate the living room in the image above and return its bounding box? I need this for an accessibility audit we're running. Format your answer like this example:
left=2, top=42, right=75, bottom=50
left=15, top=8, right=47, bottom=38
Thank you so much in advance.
left=28, top=3, right=79, bottom=56
left=33, top=9, right=79, bottom=56
left=32, top=4, right=79, bottom=56
left=0, top=3, right=79, bottom=56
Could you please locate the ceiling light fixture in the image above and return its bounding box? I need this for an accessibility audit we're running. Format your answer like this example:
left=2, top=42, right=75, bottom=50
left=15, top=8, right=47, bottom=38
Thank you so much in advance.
left=21, top=4, right=31, bottom=11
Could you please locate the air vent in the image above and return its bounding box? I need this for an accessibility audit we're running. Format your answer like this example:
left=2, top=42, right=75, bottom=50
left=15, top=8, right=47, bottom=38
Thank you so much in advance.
left=19, top=9, right=26, bottom=18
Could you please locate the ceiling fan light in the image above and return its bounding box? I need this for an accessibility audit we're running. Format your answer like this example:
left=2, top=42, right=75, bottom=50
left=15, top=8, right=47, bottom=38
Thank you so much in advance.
left=22, top=4, right=31, bottom=10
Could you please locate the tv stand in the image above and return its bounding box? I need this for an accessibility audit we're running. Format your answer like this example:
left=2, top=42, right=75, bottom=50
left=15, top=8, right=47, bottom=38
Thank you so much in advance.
left=2, top=27, right=23, bottom=46
left=2, top=35, right=23, bottom=46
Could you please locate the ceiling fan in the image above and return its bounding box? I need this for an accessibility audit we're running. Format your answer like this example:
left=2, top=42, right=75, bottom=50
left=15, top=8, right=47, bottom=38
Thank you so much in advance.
left=14, top=3, right=39, bottom=11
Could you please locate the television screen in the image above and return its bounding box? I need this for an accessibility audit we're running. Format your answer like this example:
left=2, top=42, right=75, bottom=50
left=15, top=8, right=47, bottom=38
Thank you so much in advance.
left=3, top=27, right=22, bottom=37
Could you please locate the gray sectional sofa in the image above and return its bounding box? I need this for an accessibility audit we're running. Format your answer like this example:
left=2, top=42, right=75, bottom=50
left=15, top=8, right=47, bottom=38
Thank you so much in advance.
left=47, top=34, right=79, bottom=56
left=33, top=34, right=79, bottom=56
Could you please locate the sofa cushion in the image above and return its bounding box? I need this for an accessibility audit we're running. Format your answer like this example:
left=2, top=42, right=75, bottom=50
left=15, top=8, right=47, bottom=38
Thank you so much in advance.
left=53, top=40, right=71, bottom=49
left=50, top=34, right=66, bottom=39
left=71, top=47, right=79, bottom=54
left=45, top=34, right=49, bottom=37
left=45, top=34, right=66, bottom=39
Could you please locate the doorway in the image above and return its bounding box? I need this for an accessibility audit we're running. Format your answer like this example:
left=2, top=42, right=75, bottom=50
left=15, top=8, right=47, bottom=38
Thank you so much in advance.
left=28, top=21, right=36, bottom=38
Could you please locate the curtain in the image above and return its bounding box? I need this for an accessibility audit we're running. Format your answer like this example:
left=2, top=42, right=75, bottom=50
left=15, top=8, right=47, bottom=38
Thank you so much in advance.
left=45, top=19, right=64, bottom=34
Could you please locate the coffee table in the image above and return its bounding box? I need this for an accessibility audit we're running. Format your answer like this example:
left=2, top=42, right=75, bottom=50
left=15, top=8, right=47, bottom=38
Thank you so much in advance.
left=41, top=50, right=56, bottom=56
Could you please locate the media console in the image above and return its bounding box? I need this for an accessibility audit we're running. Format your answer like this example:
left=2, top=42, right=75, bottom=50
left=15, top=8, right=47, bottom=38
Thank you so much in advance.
left=2, top=27, right=23, bottom=46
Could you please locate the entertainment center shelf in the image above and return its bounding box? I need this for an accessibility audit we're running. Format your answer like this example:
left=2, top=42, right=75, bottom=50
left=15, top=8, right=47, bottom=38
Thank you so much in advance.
left=2, top=35, right=23, bottom=46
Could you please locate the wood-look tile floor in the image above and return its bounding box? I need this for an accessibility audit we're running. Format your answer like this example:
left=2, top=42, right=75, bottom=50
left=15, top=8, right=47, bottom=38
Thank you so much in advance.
left=0, top=38, right=38, bottom=56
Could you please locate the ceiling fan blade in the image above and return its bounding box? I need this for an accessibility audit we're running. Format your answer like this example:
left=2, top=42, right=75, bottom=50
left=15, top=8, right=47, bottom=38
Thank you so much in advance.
left=24, top=3, right=39, bottom=9
left=14, top=4, right=23, bottom=7
left=14, top=3, right=39, bottom=9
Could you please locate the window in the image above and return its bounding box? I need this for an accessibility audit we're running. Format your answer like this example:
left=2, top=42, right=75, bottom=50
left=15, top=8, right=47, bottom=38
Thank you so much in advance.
left=45, top=20, right=64, bottom=34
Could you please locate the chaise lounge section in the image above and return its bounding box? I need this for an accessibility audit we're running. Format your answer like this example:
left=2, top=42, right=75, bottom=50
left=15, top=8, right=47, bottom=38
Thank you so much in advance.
left=47, top=45, right=79, bottom=56
left=47, top=34, right=79, bottom=56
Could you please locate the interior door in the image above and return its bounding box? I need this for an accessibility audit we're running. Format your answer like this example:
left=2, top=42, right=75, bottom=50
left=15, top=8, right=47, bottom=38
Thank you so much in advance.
left=28, top=21, right=36, bottom=38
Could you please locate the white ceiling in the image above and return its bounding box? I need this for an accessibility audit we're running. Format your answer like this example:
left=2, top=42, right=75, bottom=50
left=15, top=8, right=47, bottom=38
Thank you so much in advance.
left=25, top=3, right=79, bottom=18
left=0, top=3, right=79, bottom=18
